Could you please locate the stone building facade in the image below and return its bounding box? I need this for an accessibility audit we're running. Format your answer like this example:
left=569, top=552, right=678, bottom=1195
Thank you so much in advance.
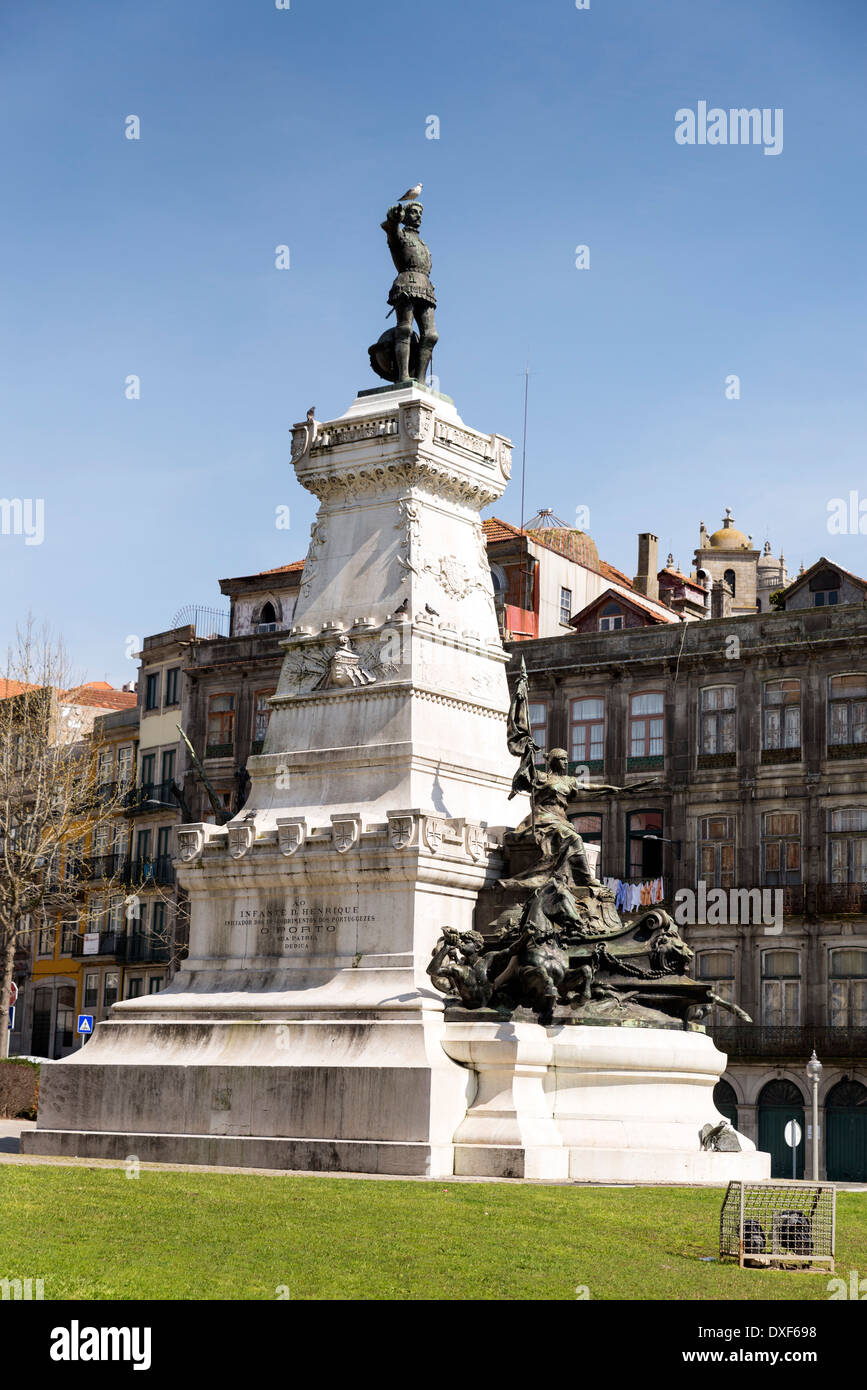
left=513, top=599, right=867, bottom=1180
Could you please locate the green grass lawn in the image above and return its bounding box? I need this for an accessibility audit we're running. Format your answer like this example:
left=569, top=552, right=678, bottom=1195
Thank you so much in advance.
left=1, top=1165, right=864, bottom=1300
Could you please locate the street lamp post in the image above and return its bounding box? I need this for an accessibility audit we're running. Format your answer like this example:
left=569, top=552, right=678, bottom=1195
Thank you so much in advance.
left=806, top=1049, right=823, bottom=1181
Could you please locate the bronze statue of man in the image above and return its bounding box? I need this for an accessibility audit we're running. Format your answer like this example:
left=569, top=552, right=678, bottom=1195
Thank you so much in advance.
left=379, top=202, right=438, bottom=383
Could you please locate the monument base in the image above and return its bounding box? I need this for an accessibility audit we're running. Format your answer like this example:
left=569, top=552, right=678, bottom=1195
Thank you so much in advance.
left=441, top=1020, right=771, bottom=1184
left=20, top=1013, right=473, bottom=1179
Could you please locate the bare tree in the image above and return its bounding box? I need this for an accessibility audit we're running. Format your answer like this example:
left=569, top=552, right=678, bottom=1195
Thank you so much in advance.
left=0, top=621, right=129, bottom=1058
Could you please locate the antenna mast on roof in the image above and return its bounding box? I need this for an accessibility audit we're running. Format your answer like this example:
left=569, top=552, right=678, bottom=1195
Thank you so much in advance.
left=519, top=364, right=530, bottom=534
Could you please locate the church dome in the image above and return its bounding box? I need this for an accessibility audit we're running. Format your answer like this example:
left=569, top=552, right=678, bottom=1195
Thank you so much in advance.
left=707, top=509, right=751, bottom=550
left=757, top=540, right=778, bottom=571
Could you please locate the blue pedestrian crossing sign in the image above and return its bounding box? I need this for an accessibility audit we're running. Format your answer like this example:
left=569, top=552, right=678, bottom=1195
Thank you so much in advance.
left=77, top=1014, right=94, bottom=1035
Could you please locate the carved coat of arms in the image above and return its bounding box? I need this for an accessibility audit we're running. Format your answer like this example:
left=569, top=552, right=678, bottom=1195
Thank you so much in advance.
left=332, top=816, right=361, bottom=853
left=177, top=827, right=204, bottom=863
left=389, top=816, right=415, bottom=850
left=277, top=818, right=306, bottom=856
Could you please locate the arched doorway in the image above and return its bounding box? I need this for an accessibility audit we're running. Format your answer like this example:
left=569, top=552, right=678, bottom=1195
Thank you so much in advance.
left=758, top=1079, right=805, bottom=1178
left=713, top=1079, right=738, bottom=1129
left=826, top=1079, right=867, bottom=1182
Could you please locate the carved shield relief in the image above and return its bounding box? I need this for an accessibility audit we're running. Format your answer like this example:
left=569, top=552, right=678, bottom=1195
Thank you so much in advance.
left=276, top=818, right=306, bottom=857
left=177, top=827, right=205, bottom=863
left=228, top=823, right=255, bottom=859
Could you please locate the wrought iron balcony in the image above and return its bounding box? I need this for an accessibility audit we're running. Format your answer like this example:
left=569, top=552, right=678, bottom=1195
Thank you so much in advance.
left=86, top=852, right=121, bottom=880
left=769, top=883, right=867, bottom=915
left=71, top=931, right=124, bottom=958
left=127, top=855, right=175, bottom=887
left=122, top=932, right=172, bottom=964
left=125, top=781, right=178, bottom=815
left=710, top=1025, right=867, bottom=1061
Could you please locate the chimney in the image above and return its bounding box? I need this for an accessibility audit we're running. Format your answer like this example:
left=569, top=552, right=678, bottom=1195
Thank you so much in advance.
left=633, top=532, right=659, bottom=602
left=711, top=577, right=733, bottom=619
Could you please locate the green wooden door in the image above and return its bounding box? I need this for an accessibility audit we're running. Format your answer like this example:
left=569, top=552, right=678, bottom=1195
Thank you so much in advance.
left=826, top=1080, right=867, bottom=1182
left=758, top=1080, right=805, bottom=1178
left=713, top=1079, right=738, bottom=1128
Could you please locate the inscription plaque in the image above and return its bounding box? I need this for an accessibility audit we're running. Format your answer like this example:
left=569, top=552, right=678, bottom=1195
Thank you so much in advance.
left=224, top=900, right=377, bottom=953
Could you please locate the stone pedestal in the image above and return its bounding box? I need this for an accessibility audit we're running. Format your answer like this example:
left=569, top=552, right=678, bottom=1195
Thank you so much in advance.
left=24, top=383, right=524, bottom=1177
left=442, top=1021, right=771, bottom=1183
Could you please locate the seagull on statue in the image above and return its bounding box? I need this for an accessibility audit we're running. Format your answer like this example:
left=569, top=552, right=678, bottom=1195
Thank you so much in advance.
left=398, top=183, right=422, bottom=203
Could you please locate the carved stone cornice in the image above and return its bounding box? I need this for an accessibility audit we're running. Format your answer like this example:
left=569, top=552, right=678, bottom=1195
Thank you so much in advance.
left=294, top=455, right=504, bottom=509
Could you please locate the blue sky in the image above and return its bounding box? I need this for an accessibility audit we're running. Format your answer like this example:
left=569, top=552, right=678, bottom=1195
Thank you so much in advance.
left=1, top=0, right=865, bottom=683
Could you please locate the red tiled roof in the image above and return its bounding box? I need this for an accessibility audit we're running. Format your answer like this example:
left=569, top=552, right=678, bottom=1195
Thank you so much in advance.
left=598, top=560, right=633, bottom=588
left=568, top=586, right=680, bottom=628
left=0, top=678, right=41, bottom=699
left=658, top=567, right=707, bottom=593
left=482, top=517, right=524, bottom=544
left=64, top=683, right=138, bottom=711
left=258, top=560, right=305, bottom=575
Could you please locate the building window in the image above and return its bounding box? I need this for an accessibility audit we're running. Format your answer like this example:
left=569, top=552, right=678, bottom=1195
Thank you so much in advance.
left=528, top=701, right=548, bottom=764
left=103, top=971, right=119, bottom=1009
left=761, top=950, right=801, bottom=1026
left=37, top=917, right=55, bottom=957
left=139, top=753, right=156, bottom=793
left=559, top=587, right=573, bottom=625
left=165, top=667, right=180, bottom=706
left=571, top=814, right=602, bottom=877
left=828, top=808, right=867, bottom=885
left=149, top=976, right=165, bottom=994
left=160, top=749, right=175, bottom=791
left=207, top=694, right=235, bottom=755
left=83, top=972, right=99, bottom=1011
left=629, top=692, right=664, bottom=759
left=699, top=686, right=736, bottom=756
left=812, top=569, right=841, bottom=606
left=135, top=828, right=153, bottom=881
left=627, top=810, right=664, bottom=880
left=762, top=679, right=800, bottom=751
left=126, top=977, right=145, bottom=1000
left=762, top=812, right=801, bottom=886
left=54, top=985, right=75, bottom=1055
left=257, top=601, right=278, bottom=633
left=696, top=950, right=735, bottom=1026
left=570, top=697, right=604, bottom=766
left=253, top=690, right=276, bottom=748
left=598, top=602, right=623, bottom=632
left=829, top=949, right=867, bottom=1028
left=699, top=815, right=735, bottom=889
left=829, top=674, right=867, bottom=747
left=117, top=745, right=133, bottom=788
left=145, top=672, right=160, bottom=712
left=723, top=569, right=736, bottom=597
left=152, top=900, right=167, bottom=940
left=60, top=913, right=79, bottom=955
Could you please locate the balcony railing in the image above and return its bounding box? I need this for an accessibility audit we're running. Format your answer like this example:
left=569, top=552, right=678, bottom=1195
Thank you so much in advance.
left=123, top=932, right=172, bottom=964
left=125, top=781, right=178, bottom=815
left=127, top=855, right=175, bottom=887
left=711, top=1025, right=867, bottom=1061
left=86, top=852, right=121, bottom=880
left=71, top=930, right=171, bottom=963
left=71, top=931, right=123, bottom=958
left=767, top=884, right=867, bottom=915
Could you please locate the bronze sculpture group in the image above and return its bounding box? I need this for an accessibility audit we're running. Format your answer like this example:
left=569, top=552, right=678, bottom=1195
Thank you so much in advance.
left=428, top=659, right=752, bottom=1029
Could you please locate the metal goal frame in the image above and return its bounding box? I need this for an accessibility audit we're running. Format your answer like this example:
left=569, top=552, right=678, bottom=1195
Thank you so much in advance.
left=719, top=1180, right=836, bottom=1271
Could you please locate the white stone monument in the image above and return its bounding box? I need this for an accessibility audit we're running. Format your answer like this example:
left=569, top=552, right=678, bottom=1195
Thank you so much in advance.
left=25, top=385, right=768, bottom=1183
left=25, top=382, right=521, bottom=1175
